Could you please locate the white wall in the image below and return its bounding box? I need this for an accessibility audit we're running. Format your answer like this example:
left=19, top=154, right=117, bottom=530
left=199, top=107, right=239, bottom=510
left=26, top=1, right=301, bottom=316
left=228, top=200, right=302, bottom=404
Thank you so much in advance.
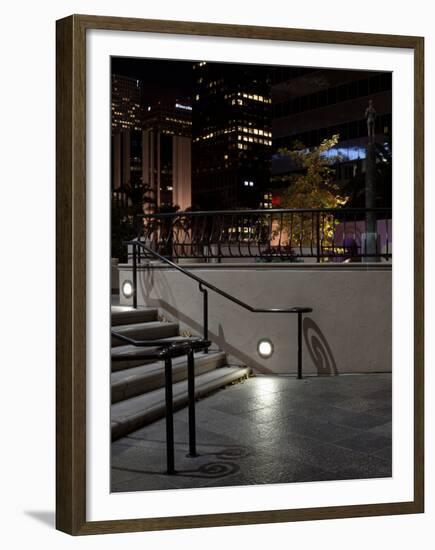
left=120, top=264, right=392, bottom=375
left=1, top=1, right=433, bottom=549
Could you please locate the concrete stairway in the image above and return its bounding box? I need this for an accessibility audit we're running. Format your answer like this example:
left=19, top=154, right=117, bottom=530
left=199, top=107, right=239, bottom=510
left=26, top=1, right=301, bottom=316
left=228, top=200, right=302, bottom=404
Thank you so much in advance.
left=111, top=306, right=250, bottom=440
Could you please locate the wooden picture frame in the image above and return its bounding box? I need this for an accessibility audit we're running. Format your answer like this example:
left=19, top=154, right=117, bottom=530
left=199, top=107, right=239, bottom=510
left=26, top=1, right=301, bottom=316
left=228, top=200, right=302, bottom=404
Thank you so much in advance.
left=56, top=14, right=424, bottom=535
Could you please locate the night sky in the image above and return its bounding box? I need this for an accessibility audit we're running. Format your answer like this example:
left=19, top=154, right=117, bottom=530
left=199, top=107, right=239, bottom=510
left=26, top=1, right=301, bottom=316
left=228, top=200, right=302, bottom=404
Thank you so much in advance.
left=111, top=57, right=389, bottom=107
left=111, top=56, right=195, bottom=104
left=111, top=56, right=278, bottom=104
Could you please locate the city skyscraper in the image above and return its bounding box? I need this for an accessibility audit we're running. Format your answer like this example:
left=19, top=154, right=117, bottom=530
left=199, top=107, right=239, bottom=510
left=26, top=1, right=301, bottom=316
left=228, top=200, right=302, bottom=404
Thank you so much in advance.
left=111, top=74, right=144, bottom=193
left=192, top=61, right=272, bottom=210
left=111, top=74, right=143, bottom=132
left=142, top=100, right=192, bottom=209
left=111, top=74, right=193, bottom=210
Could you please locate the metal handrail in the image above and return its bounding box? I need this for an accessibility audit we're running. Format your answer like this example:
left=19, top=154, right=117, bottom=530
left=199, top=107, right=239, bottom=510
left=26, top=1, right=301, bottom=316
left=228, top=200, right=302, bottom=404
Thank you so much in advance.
left=135, top=207, right=392, bottom=262
left=120, top=237, right=313, bottom=474
left=111, top=317, right=211, bottom=474
left=126, top=238, right=313, bottom=379
left=127, top=238, right=312, bottom=315
left=138, top=207, right=389, bottom=217
left=111, top=332, right=211, bottom=361
left=111, top=330, right=209, bottom=349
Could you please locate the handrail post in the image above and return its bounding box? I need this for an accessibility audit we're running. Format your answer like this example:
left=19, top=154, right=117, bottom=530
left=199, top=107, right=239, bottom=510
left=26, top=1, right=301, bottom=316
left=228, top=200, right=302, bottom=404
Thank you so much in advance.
left=297, top=312, right=303, bottom=379
left=199, top=284, right=209, bottom=354
left=164, top=357, right=175, bottom=474
left=186, top=348, right=198, bottom=457
left=132, top=242, right=138, bottom=309
left=316, top=211, right=321, bottom=263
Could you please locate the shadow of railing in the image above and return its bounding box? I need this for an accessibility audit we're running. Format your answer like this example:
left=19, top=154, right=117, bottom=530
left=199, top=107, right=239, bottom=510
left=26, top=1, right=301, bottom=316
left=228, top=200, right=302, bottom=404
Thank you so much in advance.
left=303, top=317, right=338, bottom=376
left=112, top=461, right=241, bottom=480
left=139, top=269, right=276, bottom=374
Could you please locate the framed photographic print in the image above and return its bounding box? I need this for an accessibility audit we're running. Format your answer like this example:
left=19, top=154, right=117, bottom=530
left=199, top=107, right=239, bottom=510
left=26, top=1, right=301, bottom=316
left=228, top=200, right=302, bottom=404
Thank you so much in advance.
left=56, top=14, right=424, bottom=535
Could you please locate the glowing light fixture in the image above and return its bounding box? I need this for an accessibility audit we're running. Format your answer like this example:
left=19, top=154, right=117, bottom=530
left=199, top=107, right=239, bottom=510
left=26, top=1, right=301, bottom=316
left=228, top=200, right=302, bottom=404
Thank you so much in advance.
left=257, top=339, right=274, bottom=358
left=122, top=280, right=134, bottom=299
left=175, top=103, right=192, bottom=111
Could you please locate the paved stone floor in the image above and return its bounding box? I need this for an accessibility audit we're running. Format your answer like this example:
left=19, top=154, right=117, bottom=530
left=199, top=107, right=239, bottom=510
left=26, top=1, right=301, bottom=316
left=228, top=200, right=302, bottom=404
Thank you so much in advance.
left=111, top=373, right=392, bottom=492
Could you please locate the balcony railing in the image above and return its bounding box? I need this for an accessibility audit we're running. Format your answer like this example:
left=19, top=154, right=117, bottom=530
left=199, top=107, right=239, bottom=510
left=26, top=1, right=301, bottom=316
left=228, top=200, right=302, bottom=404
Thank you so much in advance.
left=135, top=208, right=392, bottom=263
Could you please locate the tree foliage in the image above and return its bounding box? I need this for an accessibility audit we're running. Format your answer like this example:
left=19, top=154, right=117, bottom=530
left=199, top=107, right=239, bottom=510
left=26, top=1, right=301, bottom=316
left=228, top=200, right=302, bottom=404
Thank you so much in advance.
left=275, top=134, right=347, bottom=209
left=111, top=181, right=156, bottom=262
left=272, top=135, right=348, bottom=250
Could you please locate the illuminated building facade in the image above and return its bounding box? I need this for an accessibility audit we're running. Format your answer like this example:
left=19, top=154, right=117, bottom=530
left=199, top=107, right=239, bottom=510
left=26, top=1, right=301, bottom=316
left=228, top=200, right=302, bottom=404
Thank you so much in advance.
left=142, top=101, right=192, bottom=209
left=111, top=77, right=193, bottom=210
left=112, top=129, right=143, bottom=190
left=142, top=101, right=192, bottom=138
left=270, top=67, right=392, bottom=202
left=111, top=74, right=143, bottom=132
left=192, top=62, right=272, bottom=210
left=111, top=74, right=144, bottom=193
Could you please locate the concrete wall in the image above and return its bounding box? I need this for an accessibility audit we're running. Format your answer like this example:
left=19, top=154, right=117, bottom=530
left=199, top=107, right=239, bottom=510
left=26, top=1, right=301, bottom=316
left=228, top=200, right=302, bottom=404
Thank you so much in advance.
left=118, top=263, right=391, bottom=375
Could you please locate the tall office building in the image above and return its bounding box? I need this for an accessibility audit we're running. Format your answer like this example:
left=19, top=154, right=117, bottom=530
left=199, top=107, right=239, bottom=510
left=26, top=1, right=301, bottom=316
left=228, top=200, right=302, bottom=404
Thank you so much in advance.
left=142, top=101, right=192, bottom=209
left=111, top=74, right=144, bottom=192
left=111, top=74, right=143, bottom=132
left=111, top=129, right=143, bottom=190
left=111, top=70, right=193, bottom=209
left=270, top=67, right=392, bottom=201
left=142, top=101, right=192, bottom=138
left=192, top=62, right=272, bottom=210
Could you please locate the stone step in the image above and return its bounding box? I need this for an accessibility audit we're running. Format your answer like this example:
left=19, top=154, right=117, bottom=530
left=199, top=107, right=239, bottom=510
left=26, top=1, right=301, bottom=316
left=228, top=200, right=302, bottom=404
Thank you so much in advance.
left=111, top=366, right=251, bottom=440
left=111, top=350, right=226, bottom=403
left=111, top=305, right=158, bottom=326
left=111, top=321, right=179, bottom=347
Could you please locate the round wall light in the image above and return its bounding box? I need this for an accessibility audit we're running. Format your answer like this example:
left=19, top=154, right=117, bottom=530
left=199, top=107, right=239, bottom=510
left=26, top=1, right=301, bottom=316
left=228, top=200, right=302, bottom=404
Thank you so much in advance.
left=121, top=280, right=134, bottom=299
left=257, top=339, right=274, bottom=358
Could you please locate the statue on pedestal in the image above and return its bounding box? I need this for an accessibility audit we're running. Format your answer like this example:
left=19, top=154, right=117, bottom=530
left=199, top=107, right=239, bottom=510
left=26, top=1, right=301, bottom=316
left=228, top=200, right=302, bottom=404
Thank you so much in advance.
left=364, top=99, right=378, bottom=261
left=365, top=99, right=376, bottom=144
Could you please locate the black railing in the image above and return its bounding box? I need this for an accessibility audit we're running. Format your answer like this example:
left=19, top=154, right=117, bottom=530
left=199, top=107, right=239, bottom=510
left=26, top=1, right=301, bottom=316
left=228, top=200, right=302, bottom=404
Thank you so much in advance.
left=122, top=237, right=313, bottom=474
left=111, top=331, right=210, bottom=474
left=135, top=208, right=392, bottom=262
left=126, top=239, right=313, bottom=378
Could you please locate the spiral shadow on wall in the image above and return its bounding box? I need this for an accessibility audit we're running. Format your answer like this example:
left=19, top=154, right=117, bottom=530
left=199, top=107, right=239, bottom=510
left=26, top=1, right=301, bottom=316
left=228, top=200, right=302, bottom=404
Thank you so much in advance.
left=303, top=317, right=339, bottom=376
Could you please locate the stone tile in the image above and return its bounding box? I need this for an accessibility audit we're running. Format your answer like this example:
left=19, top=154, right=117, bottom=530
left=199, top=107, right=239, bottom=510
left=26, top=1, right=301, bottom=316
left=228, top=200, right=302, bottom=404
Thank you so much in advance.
left=364, top=389, right=392, bottom=400
left=335, top=463, right=392, bottom=480
left=332, top=397, right=391, bottom=414
left=317, top=407, right=389, bottom=431
left=240, top=433, right=385, bottom=476
left=111, top=373, right=392, bottom=493
left=369, top=406, right=392, bottom=418
left=372, top=446, right=392, bottom=460
left=242, top=397, right=386, bottom=431
left=265, top=414, right=363, bottom=444
left=205, top=458, right=340, bottom=488
left=111, top=468, right=177, bottom=492
left=367, top=421, right=392, bottom=438
left=237, top=397, right=324, bottom=424
left=208, top=392, right=290, bottom=415
left=334, top=432, right=391, bottom=454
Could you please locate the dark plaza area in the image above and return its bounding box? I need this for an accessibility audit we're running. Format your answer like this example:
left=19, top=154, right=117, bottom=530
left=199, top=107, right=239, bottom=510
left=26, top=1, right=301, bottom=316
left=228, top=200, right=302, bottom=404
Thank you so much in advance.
left=112, top=373, right=392, bottom=492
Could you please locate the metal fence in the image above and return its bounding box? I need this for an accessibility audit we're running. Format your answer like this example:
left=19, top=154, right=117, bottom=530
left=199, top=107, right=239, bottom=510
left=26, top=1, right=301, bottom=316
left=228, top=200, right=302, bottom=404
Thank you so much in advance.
left=135, top=208, right=392, bottom=263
